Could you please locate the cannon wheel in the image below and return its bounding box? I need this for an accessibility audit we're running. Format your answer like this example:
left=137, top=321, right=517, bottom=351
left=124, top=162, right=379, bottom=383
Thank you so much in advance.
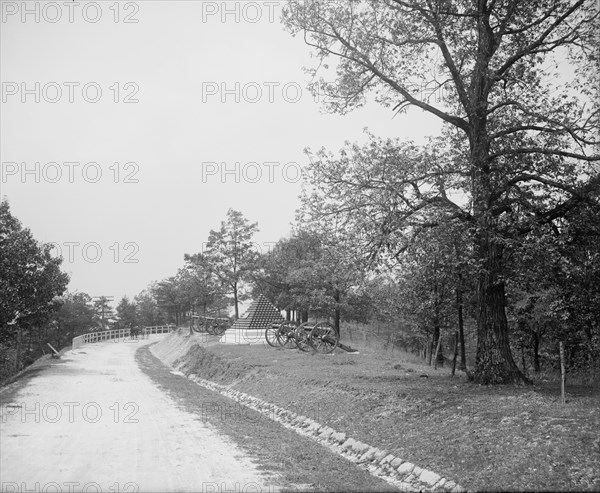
left=211, top=320, right=229, bottom=336
left=277, top=321, right=298, bottom=349
left=294, top=322, right=313, bottom=352
left=309, top=322, right=339, bottom=354
left=206, top=318, right=229, bottom=336
left=191, top=318, right=206, bottom=333
left=265, top=324, right=280, bottom=347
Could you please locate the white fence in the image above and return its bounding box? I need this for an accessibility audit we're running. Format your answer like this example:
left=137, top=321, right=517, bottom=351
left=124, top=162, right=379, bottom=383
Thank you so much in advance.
left=71, top=325, right=175, bottom=350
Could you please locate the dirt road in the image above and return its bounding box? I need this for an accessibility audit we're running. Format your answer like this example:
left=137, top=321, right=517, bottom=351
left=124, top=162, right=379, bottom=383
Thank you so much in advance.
left=0, top=336, right=275, bottom=492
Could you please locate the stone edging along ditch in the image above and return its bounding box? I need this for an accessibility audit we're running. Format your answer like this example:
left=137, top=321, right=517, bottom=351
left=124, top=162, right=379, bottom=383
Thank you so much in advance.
left=171, top=369, right=466, bottom=493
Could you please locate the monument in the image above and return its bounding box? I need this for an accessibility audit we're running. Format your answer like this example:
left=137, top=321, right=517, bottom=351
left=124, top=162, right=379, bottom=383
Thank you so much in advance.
left=219, top=294, right=284, bottom=345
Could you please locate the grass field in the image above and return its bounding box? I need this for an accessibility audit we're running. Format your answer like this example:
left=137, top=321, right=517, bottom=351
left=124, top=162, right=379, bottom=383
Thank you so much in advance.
left=156, top=328, right=600, bottom=492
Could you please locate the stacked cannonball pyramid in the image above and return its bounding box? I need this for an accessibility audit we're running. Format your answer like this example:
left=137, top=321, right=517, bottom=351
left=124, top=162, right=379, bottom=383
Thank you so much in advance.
left=229, top=294, right=284, bottom=331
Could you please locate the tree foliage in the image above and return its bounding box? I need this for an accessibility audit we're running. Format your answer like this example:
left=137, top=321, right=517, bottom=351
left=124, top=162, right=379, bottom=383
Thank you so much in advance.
left=182, top=253, right=228, bottom=316
left=135, top=286, right=165, bottom=327
left=204, top=209, right=259, bottom=319
left=115, top=296, right=138, bottom=329
left=283, top=0, right=600, bottom=383
left=92, top=296, right=114, bottom=330
left=53, top=291, right=96, bottom=347
left=0, top=200, right=69, bottom=375
left=252, top=228, right=370, bottom=332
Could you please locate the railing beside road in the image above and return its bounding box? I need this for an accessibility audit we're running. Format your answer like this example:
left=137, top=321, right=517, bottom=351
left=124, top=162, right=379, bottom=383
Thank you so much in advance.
left=72, top=325, right=175, bottom=350
left=143, top=325, right=176, bottom=336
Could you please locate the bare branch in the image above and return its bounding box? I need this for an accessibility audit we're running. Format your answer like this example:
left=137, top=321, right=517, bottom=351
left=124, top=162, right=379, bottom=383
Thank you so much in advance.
left=488, top=147, right=600, bottom=162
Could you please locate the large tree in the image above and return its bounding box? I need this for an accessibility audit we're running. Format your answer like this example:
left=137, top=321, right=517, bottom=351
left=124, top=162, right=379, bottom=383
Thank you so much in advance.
left=92, top=296, right=114, bottom=330
left=204, top=209, right=259, bottom=319
left=135, top=286, right=165, bottom=327
left=115, top=296, right=138, bottom=329
left=0, top=200, right=69, bottom=372
left=54, top=291, right=96, bottom=348
left=508, top=198, right=600, bottom=376
left=182, top=253, right=228, bottom=316
left=283, top=0, right=599, bottom=383
left=288, top=227, right=368, bottom=334
left=389, top=215, right=473, bottom=367
left=251, top=232, right=322, bottom=320
left=155, top=276, right=186, bottom=325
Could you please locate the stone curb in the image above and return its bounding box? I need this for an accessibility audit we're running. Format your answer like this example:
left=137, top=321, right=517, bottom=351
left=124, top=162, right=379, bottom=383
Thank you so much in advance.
left=182, top=371, right=466, bottom=492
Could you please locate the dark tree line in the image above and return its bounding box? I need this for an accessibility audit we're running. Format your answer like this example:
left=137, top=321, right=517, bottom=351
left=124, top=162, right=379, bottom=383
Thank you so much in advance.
left=1, top=200, right=69, bottom=378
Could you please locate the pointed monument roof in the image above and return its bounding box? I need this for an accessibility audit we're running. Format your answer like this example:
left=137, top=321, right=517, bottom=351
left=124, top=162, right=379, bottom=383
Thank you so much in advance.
left=229, top=294, right=284, bottom=331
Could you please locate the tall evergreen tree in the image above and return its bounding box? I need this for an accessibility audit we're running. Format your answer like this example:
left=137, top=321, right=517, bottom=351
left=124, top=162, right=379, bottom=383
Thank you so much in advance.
left=204, top=209, right=259, bottom=319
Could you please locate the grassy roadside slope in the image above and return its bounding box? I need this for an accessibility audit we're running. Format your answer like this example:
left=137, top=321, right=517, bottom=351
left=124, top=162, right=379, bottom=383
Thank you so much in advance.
left=150, top=330, right=600, bottom=492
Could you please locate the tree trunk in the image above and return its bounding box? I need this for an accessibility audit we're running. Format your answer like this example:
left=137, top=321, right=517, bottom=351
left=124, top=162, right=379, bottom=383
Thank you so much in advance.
left=559, top=341, right=566, bottom=404
left=435, top=327, right=444, bottom=366
left=467, top=22, right=529, bottom=385
left=426, top=332, right=433, bottom=366
left=334, top=307, right=341, bottom=336
left=233, top=283, right=239, bottom=320
left=27, top=328, right=33, bottom=354
left=433, top=333, right=443, bottom=370
left=456, top=278, right=467, bottom=371
left=472, top=236, right=529, bottom=384
left=451, top=330, right=459, bottom=377
left=584, top=320, right=594, bottom=378
left=333, top=289, right=341, bottom=335
left=429, top=323, right=443, bottom=367
left=434, top=291, right=444, bottom=366
left=532, top=332, right=541, bottom=373
left=15, top=325, right=23, bottom=372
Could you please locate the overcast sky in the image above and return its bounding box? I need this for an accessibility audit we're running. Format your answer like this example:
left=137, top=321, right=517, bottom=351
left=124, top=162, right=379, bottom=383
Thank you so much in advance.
left=1, top=0, right=442, bottom=307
